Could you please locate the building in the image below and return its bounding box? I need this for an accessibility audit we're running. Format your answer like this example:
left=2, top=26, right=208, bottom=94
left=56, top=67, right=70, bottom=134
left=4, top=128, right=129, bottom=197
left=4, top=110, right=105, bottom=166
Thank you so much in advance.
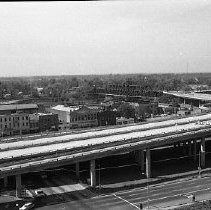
left=49, top=105, right=71, bottom=124
left=97, top=110, right=117, bottom=126
left=116, top=117, right=135, bottom=125
left=0, top=104, right=38, bottom=115
left=0, top=113, right=30, bottom=136
left=29, top=113, right=59, bottom=132
left=49, top=104, right=101, bottom=129
left=69, top=105, right=100, bottom=129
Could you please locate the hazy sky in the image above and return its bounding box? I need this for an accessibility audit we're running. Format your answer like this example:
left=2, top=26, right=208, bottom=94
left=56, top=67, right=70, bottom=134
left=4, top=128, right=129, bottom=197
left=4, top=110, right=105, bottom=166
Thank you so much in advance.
left=0, top=0, right=210, bottom=77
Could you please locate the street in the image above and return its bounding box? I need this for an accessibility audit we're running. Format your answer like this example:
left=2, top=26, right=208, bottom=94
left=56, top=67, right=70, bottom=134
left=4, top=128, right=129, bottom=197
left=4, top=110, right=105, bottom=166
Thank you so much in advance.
left=35, top=176, right=211, bottom=210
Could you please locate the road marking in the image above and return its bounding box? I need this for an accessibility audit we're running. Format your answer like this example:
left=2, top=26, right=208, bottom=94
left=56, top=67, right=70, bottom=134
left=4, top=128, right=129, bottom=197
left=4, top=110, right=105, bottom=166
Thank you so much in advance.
left=112, top=193, right=140, bottom=209
left=115, top=176, right=211, bottom=196
left=135, top=187, right=211, bottom=204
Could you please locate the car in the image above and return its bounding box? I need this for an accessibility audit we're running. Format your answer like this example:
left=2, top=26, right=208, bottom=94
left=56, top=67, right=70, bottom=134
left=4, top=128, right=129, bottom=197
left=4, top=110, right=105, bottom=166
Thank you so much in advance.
left=34, top=189, right=46, bottom=197
left=19, top=202, right=34, bottom=210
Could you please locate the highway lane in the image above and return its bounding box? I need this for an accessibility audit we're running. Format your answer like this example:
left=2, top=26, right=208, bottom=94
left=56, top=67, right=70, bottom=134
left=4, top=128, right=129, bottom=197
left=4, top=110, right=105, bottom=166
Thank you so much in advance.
left=1, top=121, right=211, bottom=159
left=1, top=113, right=211, bottom=151
left=35, top=176, right=211, bottom=210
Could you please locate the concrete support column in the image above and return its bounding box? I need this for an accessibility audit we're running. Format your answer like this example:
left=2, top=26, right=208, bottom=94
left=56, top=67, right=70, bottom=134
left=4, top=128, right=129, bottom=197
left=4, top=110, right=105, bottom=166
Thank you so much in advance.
left=136, top=150, right=145, bottom=172
left=90, top=159, right=96, bottom=187
left=3, top=176, right=8, bottom=188
left=182, top=142, right=187, bottom=155
left=16, top=174, right=22, bottom=198
left=76, top=162, right=80, bottom=179
left=146, top=148, right=151, bottom=178
left=188, top=141, right=192, bottom=156
left=200, top=137, right=205, bottom=168
left=193, top=140, right=197, bottom=163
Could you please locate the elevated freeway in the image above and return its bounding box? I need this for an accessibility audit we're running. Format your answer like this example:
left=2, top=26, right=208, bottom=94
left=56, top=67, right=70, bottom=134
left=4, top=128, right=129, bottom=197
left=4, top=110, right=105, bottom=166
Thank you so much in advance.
left=1, top=113, right=211, bottom=197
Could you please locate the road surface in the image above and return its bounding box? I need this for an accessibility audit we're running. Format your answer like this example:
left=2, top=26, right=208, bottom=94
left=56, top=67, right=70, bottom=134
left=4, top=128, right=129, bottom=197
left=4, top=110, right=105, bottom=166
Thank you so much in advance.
left=1, top=117, right=211, bottom=159
left=35, top=176, right=211, bottom=210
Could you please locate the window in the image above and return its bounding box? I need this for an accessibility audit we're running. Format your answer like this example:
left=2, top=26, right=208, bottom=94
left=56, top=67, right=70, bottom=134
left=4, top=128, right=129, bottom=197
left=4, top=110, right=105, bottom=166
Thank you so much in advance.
left=23, top=123, right=25, bottom=126
left=22, top=116, right=24, bottom=120
left=5, top=125, right=7, bottom=128
left=9, top=117, right=11, bottom=121
left=5, top=118, right=7, bottom=122
left=26, top=116, right=28, bottom=120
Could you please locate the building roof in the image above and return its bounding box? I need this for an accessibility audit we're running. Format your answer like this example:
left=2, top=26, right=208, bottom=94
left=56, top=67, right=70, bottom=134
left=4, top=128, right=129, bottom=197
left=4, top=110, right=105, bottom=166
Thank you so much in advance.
left=0, top=104, right=38, bottom=111
left=51, top=105, right=100, bottom=113
left=163, top=91, right=211, bottom=102
left=51, top=105, right=79, bottom=112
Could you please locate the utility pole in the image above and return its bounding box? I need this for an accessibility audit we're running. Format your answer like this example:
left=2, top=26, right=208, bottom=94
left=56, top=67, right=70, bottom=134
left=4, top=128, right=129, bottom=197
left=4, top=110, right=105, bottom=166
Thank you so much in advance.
left=147, top=175, right=150, bottom=209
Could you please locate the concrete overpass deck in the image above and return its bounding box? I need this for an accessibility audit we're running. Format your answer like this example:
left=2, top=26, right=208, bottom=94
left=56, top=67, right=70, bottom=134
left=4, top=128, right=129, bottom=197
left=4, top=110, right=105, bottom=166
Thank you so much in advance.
left=1, top=118, right=211, bottom=177
left=1, top=113, right=211, bottom=153
left=0, top=118, right=211, bottom=160
left=2, top=115, right=211, bottom=194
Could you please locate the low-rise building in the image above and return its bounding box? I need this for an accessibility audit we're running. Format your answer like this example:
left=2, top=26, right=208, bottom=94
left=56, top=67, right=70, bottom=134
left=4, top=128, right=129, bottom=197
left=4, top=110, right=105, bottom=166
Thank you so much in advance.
left=69, top=105, right=100, bottom=129
left=49, top=104, right=101, bottom=129
left=116, top=117, right=135, bottom=125
left=97, top=110, right=117, bottom=126
left=49, top=105, right=71, bottom=124
left=0, top=113, right=30, bottom=136
left=29, top=113, right=59, bottom=132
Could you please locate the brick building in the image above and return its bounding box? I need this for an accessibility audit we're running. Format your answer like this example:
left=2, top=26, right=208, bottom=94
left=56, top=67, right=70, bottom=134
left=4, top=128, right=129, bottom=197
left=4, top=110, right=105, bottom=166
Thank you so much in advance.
left=0, top=113, right=30, bottom=136
left=29, top=113, right=59, bottom=132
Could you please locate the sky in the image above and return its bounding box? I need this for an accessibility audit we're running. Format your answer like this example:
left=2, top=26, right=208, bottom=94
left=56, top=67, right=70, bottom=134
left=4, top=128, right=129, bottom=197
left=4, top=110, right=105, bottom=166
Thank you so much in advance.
left=0, top=0, right=210, bottom=77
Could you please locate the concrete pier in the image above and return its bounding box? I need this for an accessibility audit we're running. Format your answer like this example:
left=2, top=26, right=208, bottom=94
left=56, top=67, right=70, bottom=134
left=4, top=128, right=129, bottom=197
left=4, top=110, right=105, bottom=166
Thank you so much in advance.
left=3, top=176, right=8, bottom=188
left=136, top=150, right=145, bottom=172
left=146, top=148, right=151, bottom=178
left=76, top=162, right=80, bottom=179
left=90, top=159, right=96, bottom=187
left=16, top=174, right=22, bottom=198
left=193, top=140, right=197, bottom=163
left=200, top=137, right=205, bottom=168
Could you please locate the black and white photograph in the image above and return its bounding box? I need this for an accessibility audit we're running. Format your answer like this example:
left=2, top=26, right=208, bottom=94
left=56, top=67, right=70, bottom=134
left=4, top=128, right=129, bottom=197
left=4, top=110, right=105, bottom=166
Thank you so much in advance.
left=0, top=1, right=211, bottom=209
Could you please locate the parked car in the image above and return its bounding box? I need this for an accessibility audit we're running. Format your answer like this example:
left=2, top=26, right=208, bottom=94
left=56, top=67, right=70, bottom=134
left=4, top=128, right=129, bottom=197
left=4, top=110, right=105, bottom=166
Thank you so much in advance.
left=34, top=189, right=46, bottom=197
left=19, top=202, right=34, bottom=210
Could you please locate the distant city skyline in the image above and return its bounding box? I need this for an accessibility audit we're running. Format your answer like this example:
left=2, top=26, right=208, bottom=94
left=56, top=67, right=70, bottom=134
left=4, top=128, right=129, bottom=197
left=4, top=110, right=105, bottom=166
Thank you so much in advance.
left=0, top=0, right=210, bottom=77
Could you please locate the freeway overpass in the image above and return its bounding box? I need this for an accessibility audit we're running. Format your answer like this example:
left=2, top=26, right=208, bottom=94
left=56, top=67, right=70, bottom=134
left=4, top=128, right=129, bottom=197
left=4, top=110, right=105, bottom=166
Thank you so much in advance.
left=163, top=91, right=211, bottom=106
left=1, top=113, right=211, bottom=197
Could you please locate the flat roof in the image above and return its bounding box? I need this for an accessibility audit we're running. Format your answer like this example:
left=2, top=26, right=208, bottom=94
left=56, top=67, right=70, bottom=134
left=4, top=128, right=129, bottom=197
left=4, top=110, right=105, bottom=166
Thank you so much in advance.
left=163, top=91, right=211, bottom=102
left=0, top=104, right=38, bottom=111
